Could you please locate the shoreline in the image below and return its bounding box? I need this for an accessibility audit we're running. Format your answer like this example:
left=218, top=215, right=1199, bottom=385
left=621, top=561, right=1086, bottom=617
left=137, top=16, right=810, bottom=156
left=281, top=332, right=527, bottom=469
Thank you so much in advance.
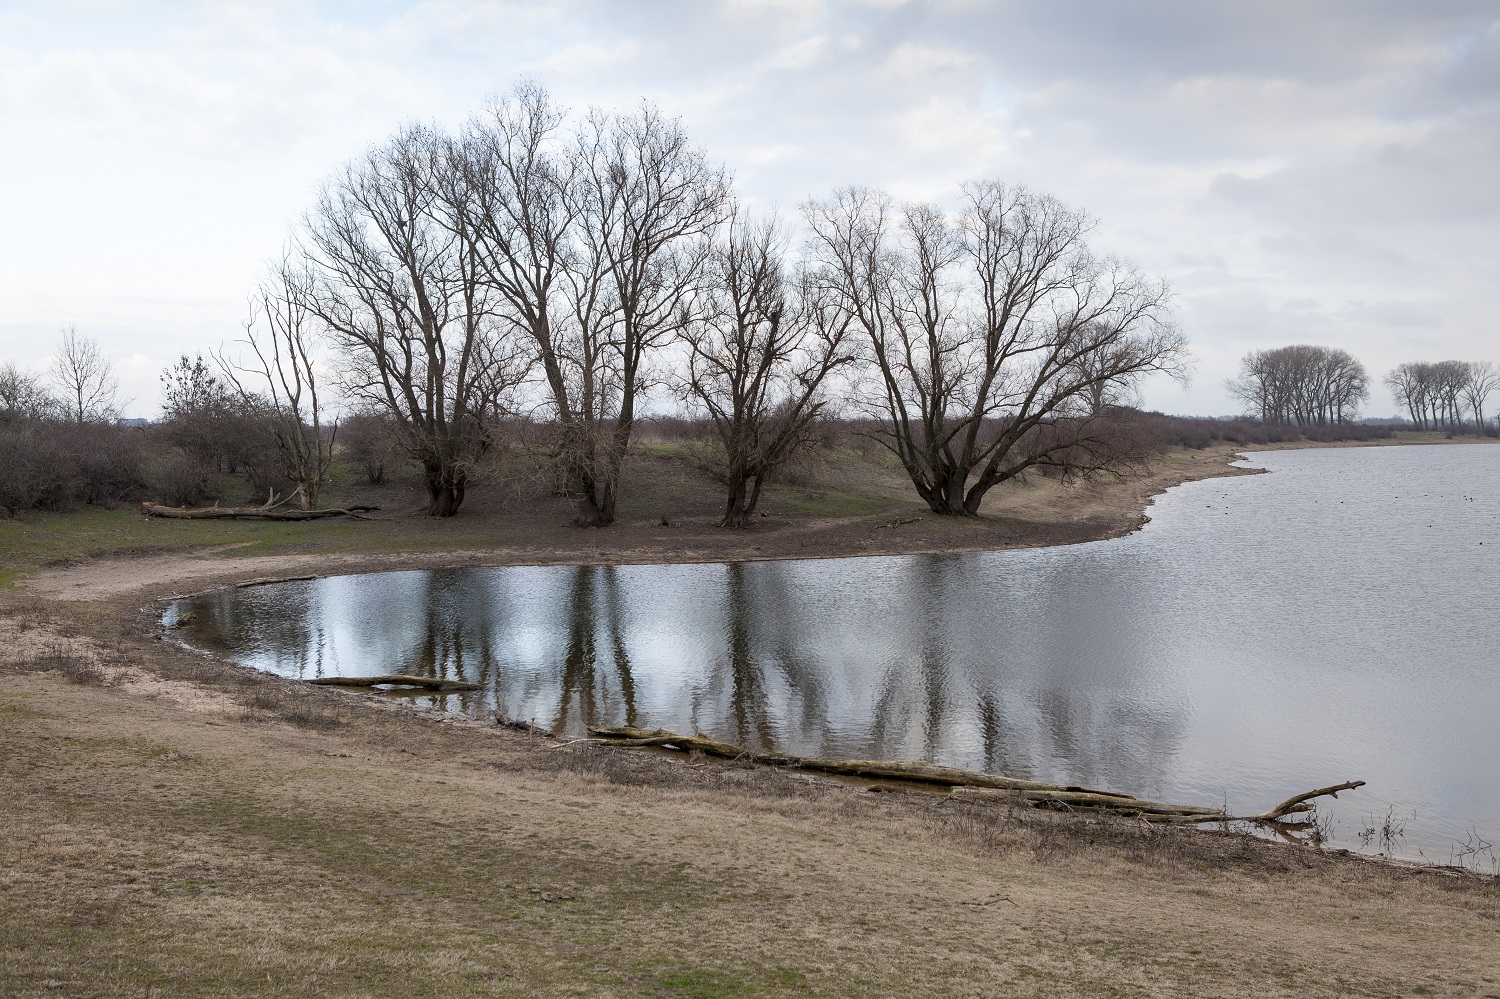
left=16, top=435, right=1497, bottom=603
left=20, top=443, right=1260, bottom=602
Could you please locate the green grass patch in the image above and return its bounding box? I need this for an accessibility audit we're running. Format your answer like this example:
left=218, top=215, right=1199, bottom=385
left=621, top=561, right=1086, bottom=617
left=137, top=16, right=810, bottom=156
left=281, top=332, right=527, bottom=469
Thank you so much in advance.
left=764, top=485, right=901, bottom=518
left=0, top=505, right=400, bottom=572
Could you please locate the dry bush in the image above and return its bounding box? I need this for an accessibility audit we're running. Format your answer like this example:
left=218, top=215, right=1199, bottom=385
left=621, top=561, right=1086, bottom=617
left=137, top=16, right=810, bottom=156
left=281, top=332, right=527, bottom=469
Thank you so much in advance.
left=925, top=799, right=1232, bottom=869
left=239, top=685, right=348, bottom=730
left=0, top=420, right=147, bottom=514
left=553, top=742, right=671, bottom=787
left=1128, top=411, right=1398, bottom=449
left=33, top=641, right=116, bottom=686
left=338, top=409, right=404, bottom=485
left=151, top=449, right=219, bottom=507
left=5, top=599, right=53, bottom=634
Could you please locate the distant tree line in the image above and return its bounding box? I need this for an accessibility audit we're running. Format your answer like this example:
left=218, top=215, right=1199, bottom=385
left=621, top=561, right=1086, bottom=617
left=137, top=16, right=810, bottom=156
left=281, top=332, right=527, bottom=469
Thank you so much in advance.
left=1229, top=345, right=1497, bottom=433
left=1228, top=345, right=1369, bottom=426
left=1384, top=360, right=1497, bottom=431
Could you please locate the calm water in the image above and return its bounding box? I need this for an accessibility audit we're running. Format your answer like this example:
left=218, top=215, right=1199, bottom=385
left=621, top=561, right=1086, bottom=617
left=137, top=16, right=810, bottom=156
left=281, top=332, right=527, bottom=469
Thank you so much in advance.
left=173, top=444, right=1500, bottom=863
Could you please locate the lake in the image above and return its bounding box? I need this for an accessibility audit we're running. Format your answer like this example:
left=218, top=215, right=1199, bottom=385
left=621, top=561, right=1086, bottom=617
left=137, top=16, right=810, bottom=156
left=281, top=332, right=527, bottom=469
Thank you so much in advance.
left=171, top=443, right=1500, bottom=864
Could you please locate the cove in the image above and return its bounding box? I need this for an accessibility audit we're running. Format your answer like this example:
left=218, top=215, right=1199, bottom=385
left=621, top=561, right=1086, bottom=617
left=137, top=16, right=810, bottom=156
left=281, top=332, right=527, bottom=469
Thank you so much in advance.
left=172, top=443, right=1500, bottom=863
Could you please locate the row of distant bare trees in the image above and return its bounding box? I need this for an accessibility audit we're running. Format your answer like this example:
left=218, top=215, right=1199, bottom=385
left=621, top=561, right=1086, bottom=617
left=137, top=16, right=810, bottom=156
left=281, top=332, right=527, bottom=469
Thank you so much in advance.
left=1384, top=360, right=1498, bottom=431
left=1227, top=345, right=1497, bottom=431
left=1227, top=345, right=1370, bottom=426
left=230, top=82, right=1188, bottom=524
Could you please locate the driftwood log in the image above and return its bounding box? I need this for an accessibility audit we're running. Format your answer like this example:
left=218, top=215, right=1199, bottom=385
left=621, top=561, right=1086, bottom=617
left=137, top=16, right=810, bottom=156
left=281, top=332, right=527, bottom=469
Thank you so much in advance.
left=309, top=674, right=479, bottom=692
left=586, top=726, right=1363, bottom=826
left=142, top=501, right=378, bottom=521
left=142, top=488, right=378, bottom=522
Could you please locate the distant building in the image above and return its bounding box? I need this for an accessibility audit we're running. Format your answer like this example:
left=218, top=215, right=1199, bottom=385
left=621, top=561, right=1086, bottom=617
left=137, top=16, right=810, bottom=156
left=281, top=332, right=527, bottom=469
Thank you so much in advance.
left=115, top=417, right=150, bottom=428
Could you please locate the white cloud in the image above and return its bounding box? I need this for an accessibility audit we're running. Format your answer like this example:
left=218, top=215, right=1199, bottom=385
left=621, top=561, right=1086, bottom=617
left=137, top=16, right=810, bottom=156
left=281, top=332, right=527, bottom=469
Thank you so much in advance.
left=1, top=0, right=1496, bottom=417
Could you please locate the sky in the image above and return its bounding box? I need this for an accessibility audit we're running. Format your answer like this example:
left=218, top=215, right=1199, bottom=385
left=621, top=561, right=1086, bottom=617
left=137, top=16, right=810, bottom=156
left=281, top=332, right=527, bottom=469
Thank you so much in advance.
left=1, top=0, right=1497, bottom=418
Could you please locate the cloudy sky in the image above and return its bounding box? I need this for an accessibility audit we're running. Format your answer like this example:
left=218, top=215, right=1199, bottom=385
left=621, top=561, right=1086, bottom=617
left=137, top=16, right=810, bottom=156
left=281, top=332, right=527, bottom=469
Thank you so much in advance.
left=2, top=0, right=1496, bottom=417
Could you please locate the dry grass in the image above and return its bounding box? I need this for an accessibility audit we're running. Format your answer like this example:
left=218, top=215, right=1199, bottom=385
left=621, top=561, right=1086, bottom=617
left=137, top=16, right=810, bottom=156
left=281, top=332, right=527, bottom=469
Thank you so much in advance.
left=237, top=685, right=350, bottom=730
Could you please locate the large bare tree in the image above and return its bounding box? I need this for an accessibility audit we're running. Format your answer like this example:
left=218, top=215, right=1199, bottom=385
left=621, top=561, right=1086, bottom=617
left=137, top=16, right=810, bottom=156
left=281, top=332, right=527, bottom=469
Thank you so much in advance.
left=806, top=182, right=1186, bottom=517
left=49, top=326, right=119, bottom=424
left=302, top=125, right=528, bottom=516
left=457, top=83, right=730, bottom=526
left=678, top=210, right=855, bottom=527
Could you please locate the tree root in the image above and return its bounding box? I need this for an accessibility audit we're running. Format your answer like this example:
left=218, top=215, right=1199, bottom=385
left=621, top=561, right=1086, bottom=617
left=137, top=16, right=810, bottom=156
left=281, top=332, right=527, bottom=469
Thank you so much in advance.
left=586, top=725, right=1363, bottom=826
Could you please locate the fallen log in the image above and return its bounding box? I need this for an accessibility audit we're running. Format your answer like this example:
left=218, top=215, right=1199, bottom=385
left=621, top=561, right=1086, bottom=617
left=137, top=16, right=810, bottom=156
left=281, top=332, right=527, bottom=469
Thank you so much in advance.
left=586, top=725, right=1362, bottom=827
left=142, top=501, right=379, bottom=521
left=308, top=674, right=479, bottom=692
left=1245, top=780, right=1366, bottom=821
left=236, top=575, right=318, bottom=588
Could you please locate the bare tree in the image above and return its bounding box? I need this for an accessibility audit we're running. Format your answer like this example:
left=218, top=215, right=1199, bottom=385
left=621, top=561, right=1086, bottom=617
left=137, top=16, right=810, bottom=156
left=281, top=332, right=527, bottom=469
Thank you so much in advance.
left=1229, top=345, right=1368, bottom=425
left=0, top=362, right=55, bottom=424
left=678, top=210, right=855, bottom=527
left=1385, top=361, right=1432, bottom=428
left=49, top=326, right=119, bottom=424
left=1462, top=360, right=1497, bottom=430
left=302, top=125, right=529, bottom=516
left=457, top=84, right=730, bottom=526
left=159, top=353, right=268, bottom=480
left=806, top=182, right=1186, bottom=517
left=221, top=258, right=339, bottom=511
left=1385, top=359, right=1481, bottom=430
left=1431, top=359, right=1470, bottom=428
left=1067, top=323, right=1156, bottom=415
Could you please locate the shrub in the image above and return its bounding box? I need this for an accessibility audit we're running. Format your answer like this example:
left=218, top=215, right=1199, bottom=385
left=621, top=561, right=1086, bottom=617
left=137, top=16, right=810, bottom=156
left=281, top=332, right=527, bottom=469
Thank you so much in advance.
left=152, top=450, right=217, bottom=507
left=0, top=420, right=146, bottom=515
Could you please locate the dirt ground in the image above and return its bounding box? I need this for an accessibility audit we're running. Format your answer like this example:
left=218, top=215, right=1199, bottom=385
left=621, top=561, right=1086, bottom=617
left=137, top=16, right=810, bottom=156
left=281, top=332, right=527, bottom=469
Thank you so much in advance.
left=3, top=440, right=1499, bottom=997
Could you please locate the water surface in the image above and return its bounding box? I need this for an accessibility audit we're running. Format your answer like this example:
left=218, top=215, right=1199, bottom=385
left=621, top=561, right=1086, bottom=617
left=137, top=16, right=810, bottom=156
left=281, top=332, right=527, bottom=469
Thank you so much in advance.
left=174, top=444, right=1500, bottom=863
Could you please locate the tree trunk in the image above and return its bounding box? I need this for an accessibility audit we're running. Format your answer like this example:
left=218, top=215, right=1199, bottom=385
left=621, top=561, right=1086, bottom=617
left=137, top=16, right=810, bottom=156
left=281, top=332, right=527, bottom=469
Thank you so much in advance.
left=424, top=463, right=465, bottom=517
left=918, top=469, right=976, bottom=516
left=721, top=474, right=750, bottom=528
left=568, top=463, right=611, bottom=527
left=720, top=469, right=768, bottom=529
left=573, top=494, right=609, bottom=527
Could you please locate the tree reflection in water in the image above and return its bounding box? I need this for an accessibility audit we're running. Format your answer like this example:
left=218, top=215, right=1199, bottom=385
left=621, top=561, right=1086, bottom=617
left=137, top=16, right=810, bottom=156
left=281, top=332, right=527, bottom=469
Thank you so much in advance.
left=185, top=557, right=1189, bottom=794
left=170, top=444, right=1500, bottom=860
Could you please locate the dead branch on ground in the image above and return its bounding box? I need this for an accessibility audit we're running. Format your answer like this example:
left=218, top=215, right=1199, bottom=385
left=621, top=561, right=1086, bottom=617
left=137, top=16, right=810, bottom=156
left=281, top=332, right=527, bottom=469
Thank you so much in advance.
left=142, top=488, right=379, bottom=521
left=587, top=726, right=1363, bottom=827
